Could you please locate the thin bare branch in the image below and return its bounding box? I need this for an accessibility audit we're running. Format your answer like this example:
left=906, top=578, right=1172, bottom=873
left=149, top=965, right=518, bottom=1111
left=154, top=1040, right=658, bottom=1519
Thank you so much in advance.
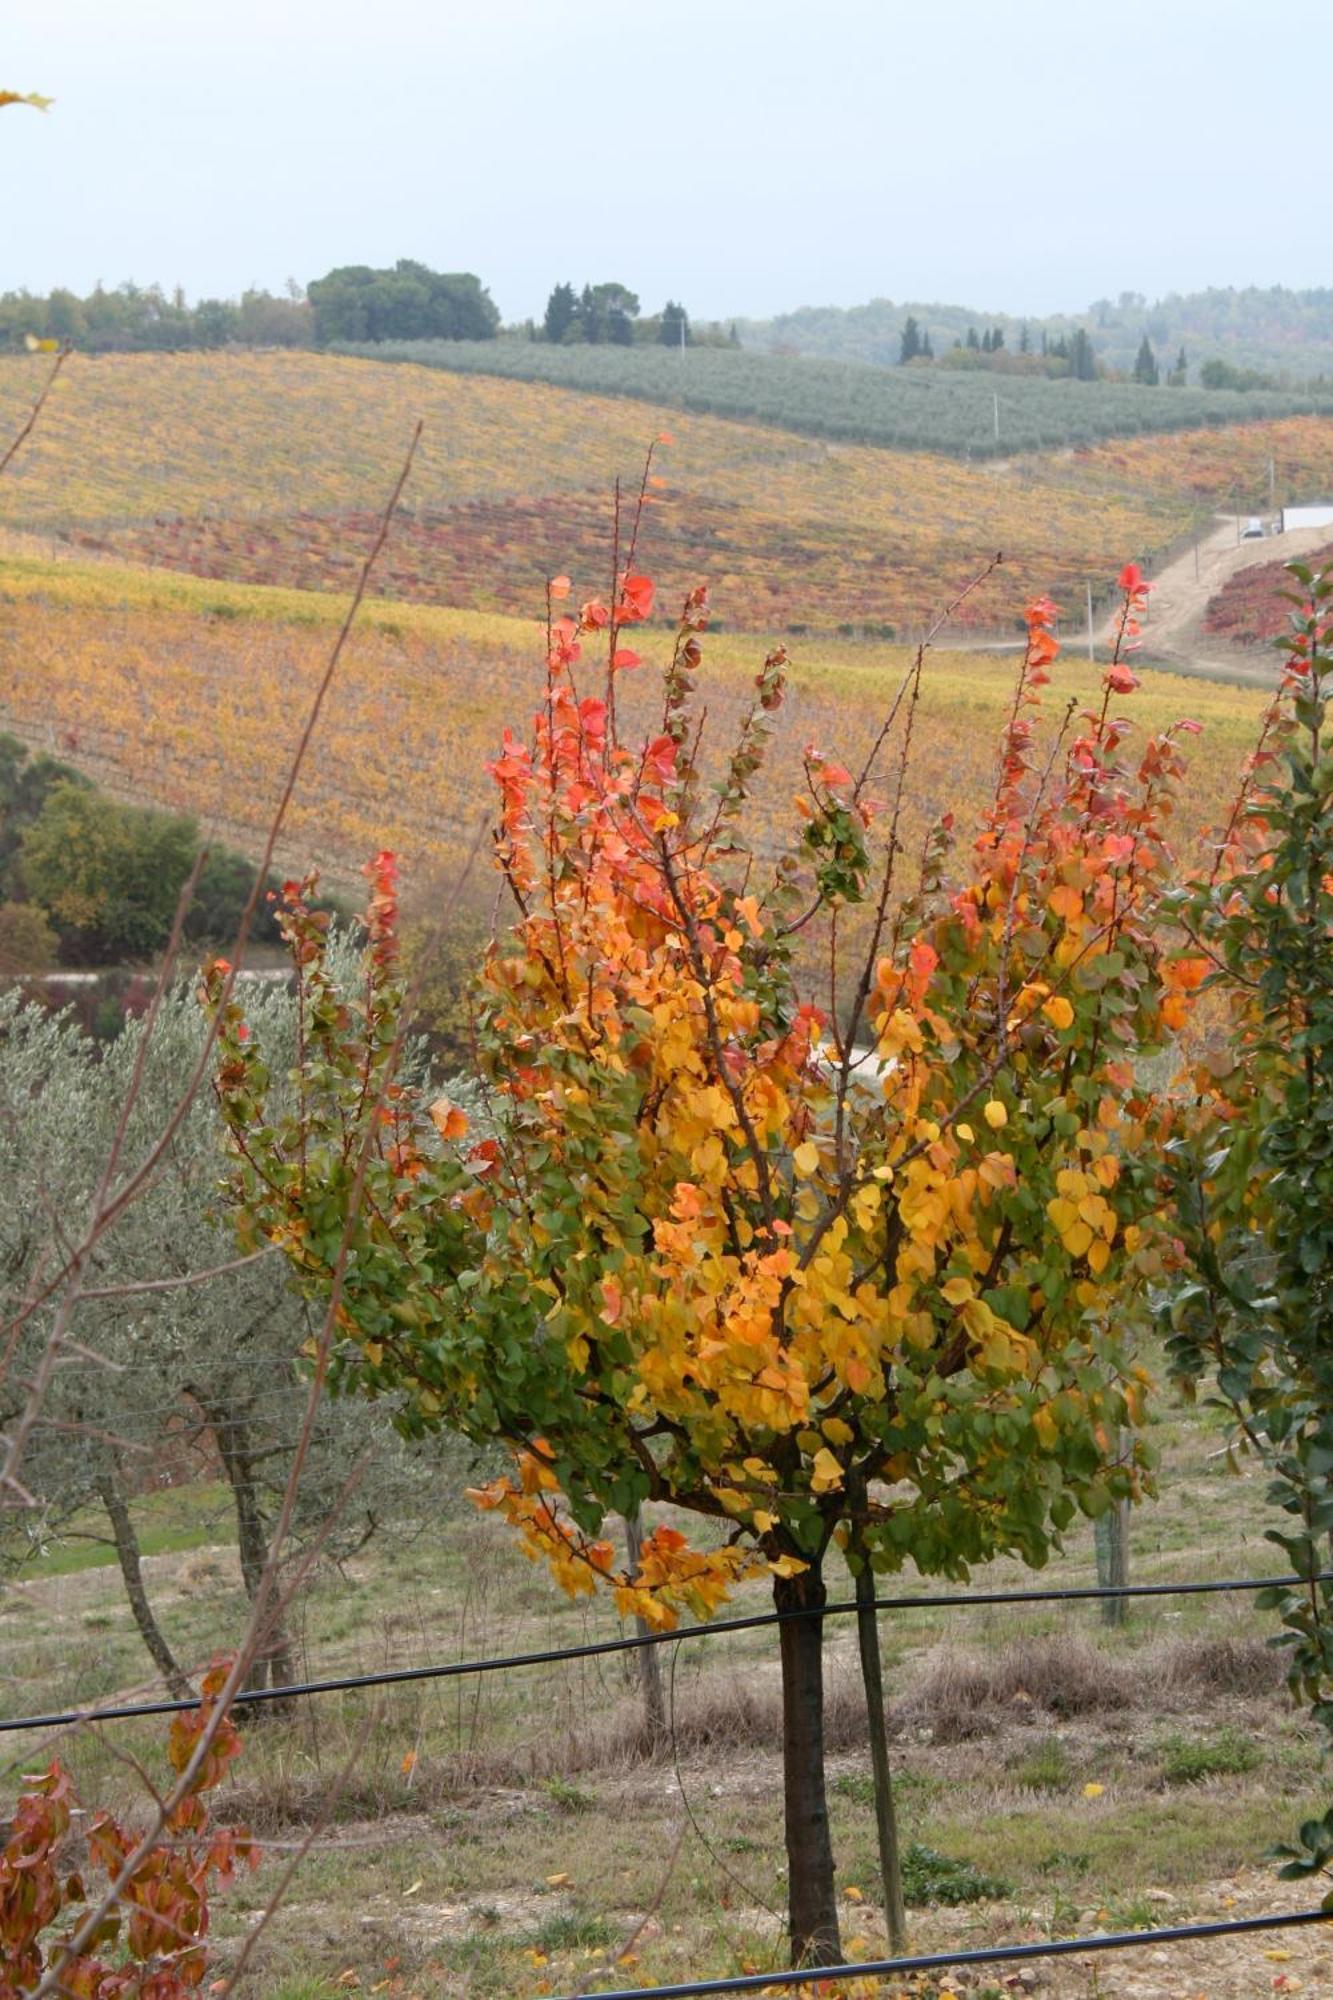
left=0, top=344, right=67, bottom=479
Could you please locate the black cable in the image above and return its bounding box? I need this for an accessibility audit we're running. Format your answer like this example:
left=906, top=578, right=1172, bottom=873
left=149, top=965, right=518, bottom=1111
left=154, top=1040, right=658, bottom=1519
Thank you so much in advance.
left=3, top=1569, right=1327, bottom=1737
left=553, top=1907, right=1333, bottom=2000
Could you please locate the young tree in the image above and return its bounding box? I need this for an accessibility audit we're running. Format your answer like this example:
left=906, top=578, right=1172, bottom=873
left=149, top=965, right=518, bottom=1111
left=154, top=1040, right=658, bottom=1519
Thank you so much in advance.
left=1164, top=563, right=1333, bottom=1894
left=214, top=526, right=1193, bottom=1964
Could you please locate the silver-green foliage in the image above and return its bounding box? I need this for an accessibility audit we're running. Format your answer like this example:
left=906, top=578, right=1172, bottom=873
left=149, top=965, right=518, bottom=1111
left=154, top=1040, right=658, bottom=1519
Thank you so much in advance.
left=334, top=338, right=1333, bottom=460
left=0, top=956, right=476, bottom=1616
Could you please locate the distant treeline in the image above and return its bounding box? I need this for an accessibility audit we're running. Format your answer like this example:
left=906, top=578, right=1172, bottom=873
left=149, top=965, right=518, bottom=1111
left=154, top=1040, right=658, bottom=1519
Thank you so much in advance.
left=0, top=283, right=313, bottom=353
left=0, top=263, right=726, bottom=355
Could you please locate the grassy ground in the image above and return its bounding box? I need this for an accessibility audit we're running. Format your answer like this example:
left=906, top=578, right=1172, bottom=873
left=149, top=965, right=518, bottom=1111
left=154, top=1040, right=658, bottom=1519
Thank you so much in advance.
left=3, top=1357, right=1328, bottom=1998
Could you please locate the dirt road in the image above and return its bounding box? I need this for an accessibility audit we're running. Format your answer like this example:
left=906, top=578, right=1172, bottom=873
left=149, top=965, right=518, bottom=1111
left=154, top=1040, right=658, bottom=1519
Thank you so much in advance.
left=1102, top=514, right=1333, bottom=683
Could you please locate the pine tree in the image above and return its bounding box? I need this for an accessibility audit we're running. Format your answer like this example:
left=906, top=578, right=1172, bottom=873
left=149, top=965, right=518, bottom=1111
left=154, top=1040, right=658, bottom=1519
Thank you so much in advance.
left=579, top=283, right=604, bottom=344
left=1133, top=334, right=1159, bottom=386
left=991, top=325, right=1005, bottom=351
left=921, top=329, right=934, bottom=360
left=966, top=326, right=981, bottom=351
left=981, top=328, right=993, bottom=353
left=658, top=300, right=690, bottom=348
left=1019, top=322, right=1031, bottom=355
left=542, top=281, right=577, bottom=344
left=1070, top=327, right=1096, bottom=380
left=898, top=314, right=921, bottom=364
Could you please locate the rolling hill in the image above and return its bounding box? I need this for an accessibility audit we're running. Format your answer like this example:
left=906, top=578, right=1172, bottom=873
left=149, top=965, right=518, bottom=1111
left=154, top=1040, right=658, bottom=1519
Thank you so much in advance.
left=0, top=349, right=1201, bottom=638
left=332, top=338, right=1333, bottom=459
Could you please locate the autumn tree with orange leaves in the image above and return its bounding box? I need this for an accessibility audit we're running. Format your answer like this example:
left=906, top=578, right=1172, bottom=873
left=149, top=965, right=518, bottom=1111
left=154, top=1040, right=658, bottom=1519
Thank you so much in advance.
left=212, top=481, right=1201, bottom=1964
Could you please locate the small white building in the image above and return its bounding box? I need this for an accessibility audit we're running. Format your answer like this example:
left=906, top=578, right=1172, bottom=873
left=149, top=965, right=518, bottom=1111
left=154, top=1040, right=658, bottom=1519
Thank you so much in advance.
left=1281, top=503, right=1333, bottom=533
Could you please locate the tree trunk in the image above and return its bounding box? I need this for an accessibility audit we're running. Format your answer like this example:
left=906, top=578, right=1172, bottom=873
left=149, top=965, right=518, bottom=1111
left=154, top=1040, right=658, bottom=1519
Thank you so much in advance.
left=774, top=1562, right=841, bottom=1967
left=195, top=1395, right=298, bottom=1701
left=94, top=1471, right=192, bottom=1700
left=623, top=1508, right=667, bottom=1750
left=1095, top=1497, right=1130, bottom=1629
left=853, top=1557, right=907, bottom=1952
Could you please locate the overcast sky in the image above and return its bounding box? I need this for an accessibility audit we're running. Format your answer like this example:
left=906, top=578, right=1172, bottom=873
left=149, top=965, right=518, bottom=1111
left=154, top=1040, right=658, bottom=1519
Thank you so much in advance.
left=4, top=0, right=1327, bottom=323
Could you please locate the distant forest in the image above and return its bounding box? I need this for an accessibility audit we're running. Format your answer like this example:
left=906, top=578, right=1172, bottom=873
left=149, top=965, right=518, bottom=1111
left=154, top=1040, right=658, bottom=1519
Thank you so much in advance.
left=734, top=286, right=1333, bottom=386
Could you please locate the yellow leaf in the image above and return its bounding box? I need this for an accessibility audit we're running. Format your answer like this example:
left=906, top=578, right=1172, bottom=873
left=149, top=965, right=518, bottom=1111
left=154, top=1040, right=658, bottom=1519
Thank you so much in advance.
left=403, top=1879, right=423, bottom=1896
left=793, top=1140, right=819, bottom=1178
left=1082, top=1781, right=1105, bottom=1799
left=546, top=1871, right=571, bottom=1887
left=810, top=1446, right=844, bottom=1493
left=983, top=1099, right=1008, bottom=1130
left=941, top=1275, right=974, bottom=1306
left=1047, top=1195, right=1080, bottom=1234
left=1265, top=1950, right=1293, bottom=1962
left=1042, top=994, right=1074, bottom=1030
left=769, top=1553, right=808, bottom=1578
left=752, top=1509, right=776, bottom=1533
left=821, top=1416, right=854, bottom=1446
left=843, top=1884, right=864, bottom=1902
left=1032, top=1405, right=1058, bottom=1449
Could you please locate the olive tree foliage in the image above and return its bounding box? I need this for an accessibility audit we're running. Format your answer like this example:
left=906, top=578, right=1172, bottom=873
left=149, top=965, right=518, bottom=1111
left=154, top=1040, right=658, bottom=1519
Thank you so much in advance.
left=0, top=952, right=472, bottom=1693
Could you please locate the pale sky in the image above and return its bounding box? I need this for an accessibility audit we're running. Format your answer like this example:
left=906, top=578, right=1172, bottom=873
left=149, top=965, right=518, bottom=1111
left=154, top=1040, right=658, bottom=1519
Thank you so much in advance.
left=4, top=0, right=1328, bottom=323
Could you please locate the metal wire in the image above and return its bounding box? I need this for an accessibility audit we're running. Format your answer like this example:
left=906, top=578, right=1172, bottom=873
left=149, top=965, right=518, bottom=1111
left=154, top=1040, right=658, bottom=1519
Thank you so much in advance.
left=553, top=1908, right=1333, bottom=2000
left=2, top=1569, right=1326, bottom=1737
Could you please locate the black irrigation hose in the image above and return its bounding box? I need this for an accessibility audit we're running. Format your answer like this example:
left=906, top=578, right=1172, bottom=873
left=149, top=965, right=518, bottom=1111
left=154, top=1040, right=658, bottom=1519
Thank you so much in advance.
left=555, top=1908, right=1333, bottom=2000
left=3, top=1569, right=1329, bottom=1738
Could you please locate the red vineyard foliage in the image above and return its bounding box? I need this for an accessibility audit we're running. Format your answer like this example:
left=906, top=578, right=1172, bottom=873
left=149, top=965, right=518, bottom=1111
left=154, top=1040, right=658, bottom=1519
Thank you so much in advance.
left=1203, top=537, right=1333, bottom=646
left=0, top=1664, right=256, bottom=1999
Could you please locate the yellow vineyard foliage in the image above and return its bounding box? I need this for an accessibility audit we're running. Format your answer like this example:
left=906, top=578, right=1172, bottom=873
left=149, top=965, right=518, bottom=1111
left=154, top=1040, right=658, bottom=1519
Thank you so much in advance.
left=0, top=555, right=1265, bottom=898
left=1079, top=413, right=1333, bottom=506
left=0, top=350, right=1191, bottom=632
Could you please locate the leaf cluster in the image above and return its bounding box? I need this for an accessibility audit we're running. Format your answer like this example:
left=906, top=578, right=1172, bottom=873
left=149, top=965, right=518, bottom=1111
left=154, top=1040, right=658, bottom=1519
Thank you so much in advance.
left=213, top=526, right=1199, bottom=1631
